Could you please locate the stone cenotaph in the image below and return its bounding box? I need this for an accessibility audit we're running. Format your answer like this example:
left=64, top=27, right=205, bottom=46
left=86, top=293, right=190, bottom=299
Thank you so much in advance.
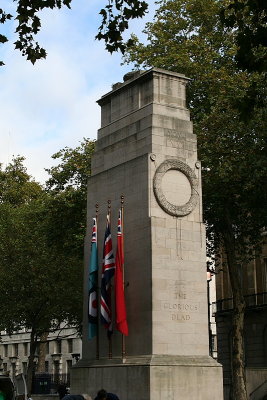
left=71, top=68, right=223, bottom=400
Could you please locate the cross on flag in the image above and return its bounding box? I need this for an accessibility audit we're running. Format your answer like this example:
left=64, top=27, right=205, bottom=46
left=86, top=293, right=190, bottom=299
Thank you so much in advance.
left=100, top=213, right=115, bottom=337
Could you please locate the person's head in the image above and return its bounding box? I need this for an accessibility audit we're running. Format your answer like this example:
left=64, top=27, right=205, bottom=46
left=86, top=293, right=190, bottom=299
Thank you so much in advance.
left=82, top=394, right=92, bottom=400
left=96, top=390, right=107, bottom=400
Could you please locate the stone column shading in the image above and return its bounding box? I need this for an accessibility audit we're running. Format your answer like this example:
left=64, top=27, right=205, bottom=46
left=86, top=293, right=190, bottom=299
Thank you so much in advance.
left=71, top=68, right=223, bottom=400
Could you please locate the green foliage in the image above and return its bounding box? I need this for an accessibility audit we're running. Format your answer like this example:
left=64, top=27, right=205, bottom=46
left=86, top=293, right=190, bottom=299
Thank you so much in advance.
left=221, top=0, right=267, bottom=72
left=124, top=2, right=267, bottom=397
left=0, top=157, right=84, bottom=337
left=0, top=200, right=83, bottom=335
left=124, top=0, right=267, bottom=263
left=199, top=98, right=267, bottom=264
left=46, top=138, right=95, bottom=192
left=45, top=138, right=95, bottom=258
left=0, top=0, right=148, bottom=65
left=96, top=0, right=148, bottom=53
left=0, top=143, right=95, bottom=387
left=0, top=156, right=43, bottom=205
left=12, top=0, right=72, bottom=64
left=0, top=8, right=12, bottom=65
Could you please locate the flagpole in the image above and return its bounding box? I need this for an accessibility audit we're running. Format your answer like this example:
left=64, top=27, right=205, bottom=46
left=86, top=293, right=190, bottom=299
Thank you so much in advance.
left=121, top=195, right=126, bottom=360
left=108, top=199, right=113, bottom=360
left=95, top=203, right=100, bottom=360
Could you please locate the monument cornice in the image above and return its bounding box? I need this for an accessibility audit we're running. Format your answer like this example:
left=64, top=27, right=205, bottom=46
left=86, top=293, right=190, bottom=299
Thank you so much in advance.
left=73, top=355, right=220, bottom=368
left=97, top=68, right=190, bottom=106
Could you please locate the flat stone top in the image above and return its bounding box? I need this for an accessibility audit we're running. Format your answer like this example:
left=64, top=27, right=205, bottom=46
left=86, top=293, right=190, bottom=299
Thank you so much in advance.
left=74, top=355, right=220, bottom=368
left=97, top=68, right=190, bottom=105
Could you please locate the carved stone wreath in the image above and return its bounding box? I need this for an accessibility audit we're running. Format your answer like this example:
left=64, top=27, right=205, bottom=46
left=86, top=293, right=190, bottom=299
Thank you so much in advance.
left=153, top=159, right=199, bottom=217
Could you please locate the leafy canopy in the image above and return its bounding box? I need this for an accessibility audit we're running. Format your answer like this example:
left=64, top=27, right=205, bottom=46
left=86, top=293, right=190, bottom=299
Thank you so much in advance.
left=0, top=0, right=148, bottom=65
left=0, top=141, right=94, bottom=386
left=221, top=0, right=267, bottom=73
left=44, top=138, right=95, bottom=259
left=124, top=0, right=267, bottom=262
left=0, top=156, right=42, bottom=205
left=0, top=155, right=84, bottom=336
left=124, top=3, right=267, bottom=398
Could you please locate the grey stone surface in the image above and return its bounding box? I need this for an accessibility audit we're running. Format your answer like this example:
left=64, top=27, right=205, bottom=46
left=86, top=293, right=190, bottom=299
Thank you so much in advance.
left=72, top=68, right=223, bottom=399
left=71, top=356, right=223, bottom=400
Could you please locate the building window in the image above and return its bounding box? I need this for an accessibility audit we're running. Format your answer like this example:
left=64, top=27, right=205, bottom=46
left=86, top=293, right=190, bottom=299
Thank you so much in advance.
left=55, top=340, right=61, bottom=354
left=45, top=361, right=49, bottom=373
left=53, top=360, right=60, bottom=381
left=212, top=334, right=218, bottom=358
left=35, top=342, right=40, bottom=356
left=11, top=363, right=16, bottom=377
left=23, top=343, right=28, bottom=356
left=3, top=344, right=8, bottom=357
left=67, top=339, right=73, bottom=354
left=66, top=360, right=72, bottom=374
left=3, top=363, right=7, bottom=372
left=22, top=362, right=27, bottom=375
left=33, top=362, right=37, bottom=373
left=13, top=343, right=18, bottom=357
left=263, top=259, right=267, bottom=290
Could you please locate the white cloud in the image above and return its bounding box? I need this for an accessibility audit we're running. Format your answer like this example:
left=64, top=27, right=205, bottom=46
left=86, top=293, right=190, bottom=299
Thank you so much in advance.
left=0, top=0, right=155, bottom=183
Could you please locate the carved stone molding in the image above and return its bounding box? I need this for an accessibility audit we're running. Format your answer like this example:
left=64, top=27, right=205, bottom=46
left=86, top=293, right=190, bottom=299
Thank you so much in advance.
left=153, top=159, right=199, bottom=217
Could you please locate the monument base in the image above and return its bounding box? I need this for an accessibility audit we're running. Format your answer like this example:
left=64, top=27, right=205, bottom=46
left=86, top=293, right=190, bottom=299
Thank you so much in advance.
left=71, top=355, right=223, bottom=400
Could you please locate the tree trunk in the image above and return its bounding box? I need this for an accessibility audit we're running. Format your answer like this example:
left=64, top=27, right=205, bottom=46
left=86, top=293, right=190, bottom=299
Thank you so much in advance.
left=36, top=332, right=48, bottom=373
left=223, top=218, right=248, bottom=400
left=26, top=329, right=38, bottom=394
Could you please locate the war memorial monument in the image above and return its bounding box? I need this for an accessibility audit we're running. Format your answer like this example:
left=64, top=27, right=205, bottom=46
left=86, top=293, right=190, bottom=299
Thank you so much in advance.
left=71, top=68, right=223, bottom=399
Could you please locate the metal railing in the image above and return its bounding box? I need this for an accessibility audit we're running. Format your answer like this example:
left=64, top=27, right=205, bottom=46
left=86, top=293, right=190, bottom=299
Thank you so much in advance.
left=212, top=292, right=267, bottom=315
left=32, top=373, right=70, bottom=394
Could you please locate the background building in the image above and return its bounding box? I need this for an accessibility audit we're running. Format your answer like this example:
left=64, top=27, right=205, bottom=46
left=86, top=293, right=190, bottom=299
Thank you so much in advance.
left=207, top=270, right=218, bottom=360
left=0, top=326, right=81, bottom=393
left=214, top=238, right=267, bottom=399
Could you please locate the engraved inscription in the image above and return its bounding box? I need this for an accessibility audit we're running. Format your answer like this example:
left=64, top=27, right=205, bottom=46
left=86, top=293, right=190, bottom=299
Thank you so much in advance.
left=165, top=129, right=186, bottom=140
left=171, top=314, right=190, bottom=321
left=174, top=292, right=186, bottom=299
left=164, top=302, right=199, bottom=312
left=163, top=280, right=197, bottom=322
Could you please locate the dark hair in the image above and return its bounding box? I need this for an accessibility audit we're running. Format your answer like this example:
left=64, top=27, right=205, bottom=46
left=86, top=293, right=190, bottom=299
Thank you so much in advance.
left=96, top=390, right=107, bottom=400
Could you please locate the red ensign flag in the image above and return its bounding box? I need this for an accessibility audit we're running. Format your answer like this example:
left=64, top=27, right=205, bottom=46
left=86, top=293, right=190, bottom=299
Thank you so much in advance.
left=115, top=209, right=128, bottom=336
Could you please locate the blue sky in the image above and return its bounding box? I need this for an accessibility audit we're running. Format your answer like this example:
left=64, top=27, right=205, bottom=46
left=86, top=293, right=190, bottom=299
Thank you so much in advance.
left=0, top=0, right=154, bottom=183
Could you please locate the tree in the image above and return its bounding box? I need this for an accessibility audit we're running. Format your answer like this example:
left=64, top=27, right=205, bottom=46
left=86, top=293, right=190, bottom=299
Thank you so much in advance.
left=221, top=0, right=267, bottom=73
left=46, top=138, right=95, bottom=192
left=44, top=138, right=95, bottom=258
left=0, top=156, right=42, bottom=205
left=220, top=0, right=267, bottom=112
left=0, top=0, right=148, bottom=66
left=0, top=157, right=84, bottom=390
left=123, top=0, right=267, bottom=399
left=1, top=0, right=266, bottom=68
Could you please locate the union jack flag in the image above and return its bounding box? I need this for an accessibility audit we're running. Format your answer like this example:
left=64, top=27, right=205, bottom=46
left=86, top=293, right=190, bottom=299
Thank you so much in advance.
left=100, top=213, right=115, bottom=337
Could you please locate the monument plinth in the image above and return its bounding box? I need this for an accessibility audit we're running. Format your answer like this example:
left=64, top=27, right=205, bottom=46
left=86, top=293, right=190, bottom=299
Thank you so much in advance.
left=71, top=68, right=223, bottom=399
